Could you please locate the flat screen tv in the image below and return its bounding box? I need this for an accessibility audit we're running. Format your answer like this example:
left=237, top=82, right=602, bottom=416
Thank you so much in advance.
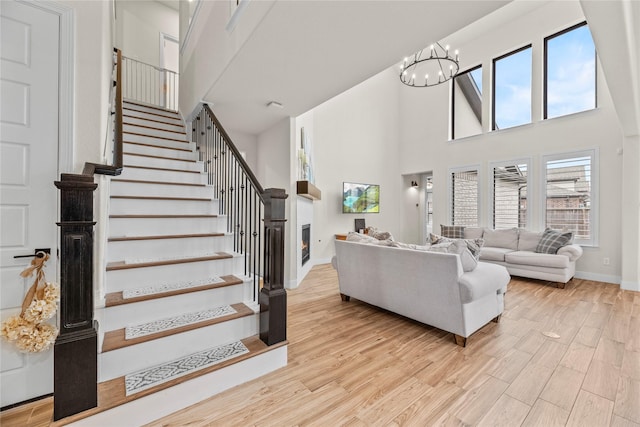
left=342, top=182, right=379, bottom=213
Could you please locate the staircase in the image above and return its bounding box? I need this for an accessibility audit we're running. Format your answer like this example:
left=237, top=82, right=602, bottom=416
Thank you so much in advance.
left=66, top=101, right=287, bottom=425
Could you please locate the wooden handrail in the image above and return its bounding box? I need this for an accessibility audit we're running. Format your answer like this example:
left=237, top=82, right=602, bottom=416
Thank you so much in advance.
left=203, top=104, right=265, bottom=197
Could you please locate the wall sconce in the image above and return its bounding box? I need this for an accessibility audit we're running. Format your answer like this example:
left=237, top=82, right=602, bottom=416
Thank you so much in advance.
left=411, top=180, right=418, bottom=187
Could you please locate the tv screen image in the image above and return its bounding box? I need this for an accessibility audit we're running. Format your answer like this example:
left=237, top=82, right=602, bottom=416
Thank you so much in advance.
left=342, top=182, right=380, bottom=213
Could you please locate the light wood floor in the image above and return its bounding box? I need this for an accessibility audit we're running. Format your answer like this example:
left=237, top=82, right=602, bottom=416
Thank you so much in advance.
left=2, top=264, right=639, bottom=426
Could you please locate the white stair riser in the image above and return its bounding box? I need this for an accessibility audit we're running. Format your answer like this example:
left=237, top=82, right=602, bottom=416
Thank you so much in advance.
left=106, top=256, right=242, bottom=292
left=124, top=124, right=188, bottom=142
left=97, top=283, right=246, bottom=331
left=122, top=143, right=196, bottom=161
left=123, top=116, right=185, bottom=133
left=110, top=181, right=215, bottom=199
left=118, top=167, right=207, bottom=185
left=123, top=154, right=203, bottom=172
left=123, top=102, right=181, bottom=119
left=109, top=216, right=227, bottom=237
left=122, top=108, right=183, bottom=126
left=109, top=198, right=218, bottom=216
left=98, top=315, right=258, bottom=382
left=123, top=136, right=195, bottom=152
left=124, top=132, right=189, bottom=148
left=107, top=234, right=233, bottom=262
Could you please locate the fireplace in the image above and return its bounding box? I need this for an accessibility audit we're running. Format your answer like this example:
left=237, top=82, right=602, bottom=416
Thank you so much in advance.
left=301, top=224, right=310, bottom=266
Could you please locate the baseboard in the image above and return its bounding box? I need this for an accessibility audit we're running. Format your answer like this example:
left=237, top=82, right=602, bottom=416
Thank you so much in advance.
left=67, top=345, right=287, bottom=426
left=620, top=280, right=640, bottom=292
left=574, top=271, right=621, bottom=285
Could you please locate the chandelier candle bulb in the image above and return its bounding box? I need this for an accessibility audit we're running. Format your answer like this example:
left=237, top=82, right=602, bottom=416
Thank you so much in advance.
left=455, top=50, right=459, bottom=61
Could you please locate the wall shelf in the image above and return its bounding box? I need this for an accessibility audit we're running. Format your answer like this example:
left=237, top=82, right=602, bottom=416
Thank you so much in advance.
left=296, top=181, right=321, bottom=201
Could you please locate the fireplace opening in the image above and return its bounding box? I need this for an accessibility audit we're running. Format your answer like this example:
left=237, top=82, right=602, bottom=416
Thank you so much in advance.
left=301, top=224, right=310, bottom=266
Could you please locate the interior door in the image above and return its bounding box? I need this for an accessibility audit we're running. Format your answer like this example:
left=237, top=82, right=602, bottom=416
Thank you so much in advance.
left=1, top=0, right=60, bottom=407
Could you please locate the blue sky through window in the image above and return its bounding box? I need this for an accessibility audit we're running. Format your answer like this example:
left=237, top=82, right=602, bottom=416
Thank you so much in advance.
left=546, top=24, right=596, bottom=118
left=494, top=47, right=532, bottom=130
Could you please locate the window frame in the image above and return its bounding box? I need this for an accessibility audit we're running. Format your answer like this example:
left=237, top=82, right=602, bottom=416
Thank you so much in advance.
left=489, top=158, right=532, bottom=230
left=448, top=165, right=481, bottom=227
left=491, top=44, right=533, bottom=131
left=541, top=149, right=599, bottom=246
left=451, top=64, right=483, bottom=141
left=543, top=21, right=597, bottom=120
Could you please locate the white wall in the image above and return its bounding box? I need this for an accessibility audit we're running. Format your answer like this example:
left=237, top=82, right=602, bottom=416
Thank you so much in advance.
left=398, top=1, right=624, bottom=284
left=227, top=129, right=258, bottom=173
left=309, top=68, right=402, bottom=262
left=58, top=0, right=113, bottom=172
left=115, top=0, right=178, bottom=67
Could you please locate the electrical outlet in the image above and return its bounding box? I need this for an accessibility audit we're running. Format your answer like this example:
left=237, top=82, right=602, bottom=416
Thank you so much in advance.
left=603, top=257, right=610, bottom=265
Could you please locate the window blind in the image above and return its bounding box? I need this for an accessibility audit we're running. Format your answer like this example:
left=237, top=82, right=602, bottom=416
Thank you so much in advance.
left=451, top=170, right=479, bottom=226
left=493, top=163, right=528, bottom=229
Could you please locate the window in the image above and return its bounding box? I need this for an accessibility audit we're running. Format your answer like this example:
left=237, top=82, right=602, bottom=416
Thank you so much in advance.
left=544, top=22, right=596, bottom=119
left=450, top=167, right=479, bottom=226
left=452, top=66, right=482, bottom=139
left=491, top=160, right=530, bottom=229
left=543, top=150, right=598, bottom=245
left=492, top=46, right=532, bottom=130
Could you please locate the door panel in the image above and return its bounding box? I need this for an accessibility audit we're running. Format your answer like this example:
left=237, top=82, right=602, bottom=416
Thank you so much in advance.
left=0, top=0, right=60, bottom=407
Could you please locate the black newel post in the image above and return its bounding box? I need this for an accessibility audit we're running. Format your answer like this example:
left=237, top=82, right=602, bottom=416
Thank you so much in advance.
left=53, top=173, right=98, bottom=420
left=259, top=188, right=288, bottom=345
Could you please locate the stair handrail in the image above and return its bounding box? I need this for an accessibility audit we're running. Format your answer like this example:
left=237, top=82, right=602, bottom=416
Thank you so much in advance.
left=195, top=104, right=287, bottom=346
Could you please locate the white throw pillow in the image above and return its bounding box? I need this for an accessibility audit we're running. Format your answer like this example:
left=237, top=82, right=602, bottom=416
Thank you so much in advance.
left=518, top=229, right=543, bottom=252
left=429, top=240, right=478, bottom=272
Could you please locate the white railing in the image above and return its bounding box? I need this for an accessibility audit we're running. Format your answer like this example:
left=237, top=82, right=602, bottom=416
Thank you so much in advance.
left=122, top=56, right=179, bottom=111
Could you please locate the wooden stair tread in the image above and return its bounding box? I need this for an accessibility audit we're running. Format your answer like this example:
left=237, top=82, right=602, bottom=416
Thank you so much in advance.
left=123, top=151, right=197, bottom=163
left=110, top=178, right=206, bottom=187
left=123, top=122, right=186, bottom=135
left=105, top=275, right=242, bottom=307
left=123, top=114, right=185, bottom=128
left=108, top=232, right=224, bottom=242
left=106, top=252, right=233, bottom=271
left=109, top=214, right=219, bottom=219
left=52, top=337, right=287, bottom=426
left=124, top=131, right=188, bottom=143
left=101, top=303, right=253, bottom=352
left=122, top=164, right=202, bottom=174
left=110, top=195, right=211, bottom=201
left=123, top=140, right=193, bottom=153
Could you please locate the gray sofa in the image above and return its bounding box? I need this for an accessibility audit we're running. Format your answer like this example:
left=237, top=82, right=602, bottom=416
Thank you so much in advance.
left=460, top=227, right=583, bottom=288
left=332, top=239, right=511, bottom=346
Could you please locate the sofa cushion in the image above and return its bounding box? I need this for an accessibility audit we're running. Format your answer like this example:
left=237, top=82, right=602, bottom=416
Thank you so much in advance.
left=429, top=233, right=484, bottom=259
left=518, top=229, right=543, bottom=252
left=480, top=247, right=514, bottom=262
left=429, top=240, right=478, bottom=272
left=535, top=228, right=573, bottom=254
left=483, top=228, right=519, bottom=250
left=505, top=251, right=570, bottom=269
left=464, top=227, right=484, bottom=239
left=440, top=225, right=464, bottom=239
left=458, top=262, right=511, bottom=304
left=347, top=232, right=396, bottom=247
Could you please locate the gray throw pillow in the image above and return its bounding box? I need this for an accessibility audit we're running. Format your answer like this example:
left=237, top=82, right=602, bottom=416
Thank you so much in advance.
left=535, top=228, right=573, bottom=254
left=429, top=233, right=484, bottom=259
left=429, top=241, right=478, bottom=272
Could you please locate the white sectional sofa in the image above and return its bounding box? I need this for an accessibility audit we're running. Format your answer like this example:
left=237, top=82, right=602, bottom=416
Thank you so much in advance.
left=332, top=239, right=511, bottom=346
left=454, top=227, right=583, bottom=288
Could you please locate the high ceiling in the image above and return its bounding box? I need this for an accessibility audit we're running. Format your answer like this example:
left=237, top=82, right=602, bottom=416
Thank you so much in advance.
left=201, top=1, right=511, bottom=135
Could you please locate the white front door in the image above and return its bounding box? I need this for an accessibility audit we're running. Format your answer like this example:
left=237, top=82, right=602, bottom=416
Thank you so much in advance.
left=1, top=0, right=60, bottom=407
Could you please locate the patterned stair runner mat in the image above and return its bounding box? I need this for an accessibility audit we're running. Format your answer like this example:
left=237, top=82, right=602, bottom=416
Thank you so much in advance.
left=125, top=305, right=237, bottom=339
left=122, top=276, right=225, bottom=299
left=125, top=340, right=249, bottom=396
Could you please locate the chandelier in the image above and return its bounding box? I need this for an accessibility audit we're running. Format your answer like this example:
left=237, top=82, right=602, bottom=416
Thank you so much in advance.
left=399, top=42, right=460, bottom=87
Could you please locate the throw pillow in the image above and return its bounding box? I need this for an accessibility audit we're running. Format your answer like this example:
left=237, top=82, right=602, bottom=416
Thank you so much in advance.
left=365, top=226, right=394, bottom=241
left=535, top=228, right=573, bottom=254
left=518, top=229, right=543, bottom=252
left=463, top=227, right=484, bottom=239
left=483, top=228, right=519, bottom=250
left=346, top=232, right=378, bottom=244
left=440, top=225, right=464, bottom=239
left=429, top=233, right=484, bottom=260
left=428, top=240, right=478, bottom=272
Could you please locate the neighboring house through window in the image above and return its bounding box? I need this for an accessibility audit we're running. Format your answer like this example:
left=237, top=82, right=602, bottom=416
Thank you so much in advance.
left=491, top=160, right=530, bottom=229
left=450, top=166, right=480, bottom=226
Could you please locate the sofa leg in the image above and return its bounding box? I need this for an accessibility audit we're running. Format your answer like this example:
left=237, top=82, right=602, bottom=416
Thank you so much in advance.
left=556, top=282, right=566, bottom=289
left=454, top=335, right=467, bottom=347
left=492, top=314, right=502, bottom=323
left=340, top=293, right=350, bottom=302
